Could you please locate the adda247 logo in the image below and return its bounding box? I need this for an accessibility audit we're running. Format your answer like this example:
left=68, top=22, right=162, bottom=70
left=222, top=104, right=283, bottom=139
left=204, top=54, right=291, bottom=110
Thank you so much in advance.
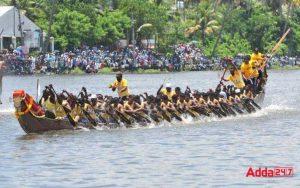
left=246, top=167, right=294, bottom=178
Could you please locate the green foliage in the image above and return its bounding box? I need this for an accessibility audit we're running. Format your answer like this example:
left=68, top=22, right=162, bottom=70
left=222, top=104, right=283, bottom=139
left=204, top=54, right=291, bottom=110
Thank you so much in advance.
left=119, top=0, right=168, bottom=40
left=135, top=68, right=165, bottom=74
left=205, top=33, right=251, bottom=57
left=99, top=67, right=113, bottom=74
left=70, top=67, right=85, bottom=75
left=53, top=9, right=92, bottom=49
left=8, top=0, right=300, bottom=56
left=245, top=4, right=278, bottom=51
left=94, top=10, right=131, bottom=45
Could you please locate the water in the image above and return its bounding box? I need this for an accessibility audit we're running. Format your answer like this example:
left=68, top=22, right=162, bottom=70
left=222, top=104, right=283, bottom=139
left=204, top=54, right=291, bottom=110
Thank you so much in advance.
left=0, top=71, right=299, bottom=187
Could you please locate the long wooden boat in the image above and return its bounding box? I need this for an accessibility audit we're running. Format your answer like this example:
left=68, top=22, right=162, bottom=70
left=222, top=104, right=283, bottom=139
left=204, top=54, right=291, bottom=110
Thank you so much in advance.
left=13, top=87, right=266, bottom=134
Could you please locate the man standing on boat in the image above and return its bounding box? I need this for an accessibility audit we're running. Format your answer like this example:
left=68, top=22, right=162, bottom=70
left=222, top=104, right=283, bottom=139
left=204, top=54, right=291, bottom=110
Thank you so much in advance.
left=109, top=72, right=129, bottom=99
left=240, top=55, right=254, bottom=85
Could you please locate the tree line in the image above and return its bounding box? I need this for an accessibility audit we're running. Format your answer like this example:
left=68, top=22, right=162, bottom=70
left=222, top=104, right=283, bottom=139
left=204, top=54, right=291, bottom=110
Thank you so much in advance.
left=2, top=0, right=300, bottom=56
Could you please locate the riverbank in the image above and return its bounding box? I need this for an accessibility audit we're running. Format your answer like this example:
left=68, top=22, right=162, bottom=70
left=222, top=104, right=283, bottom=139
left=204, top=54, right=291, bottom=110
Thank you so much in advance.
left=69, top=67, right=169, bottom=75
left=4, top=65, right=300, bottom=76
left=58, top=66, right=300, bottom=75
left=270, top=65, right=300, bottom=70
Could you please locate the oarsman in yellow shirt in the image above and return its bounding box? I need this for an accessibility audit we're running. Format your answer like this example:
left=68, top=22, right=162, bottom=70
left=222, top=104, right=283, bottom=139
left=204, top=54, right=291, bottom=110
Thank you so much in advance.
left=109, top=72, right=130, bottom=99
left=240, top=55, right=254, bottom=85
left=250, top=48, right=264, bottom=63
left=157, top=83, right=176, bottom=101
left=160, top=83, right=176, bottom=101
left=222, top=67, right=245, bottom=89
left=250, top=48, right=266, bottom=80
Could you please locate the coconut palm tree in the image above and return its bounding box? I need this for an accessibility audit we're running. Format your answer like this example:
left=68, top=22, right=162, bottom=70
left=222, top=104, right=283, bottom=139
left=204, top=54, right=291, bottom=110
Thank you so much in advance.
left=184, top=1, right=220, bottom=45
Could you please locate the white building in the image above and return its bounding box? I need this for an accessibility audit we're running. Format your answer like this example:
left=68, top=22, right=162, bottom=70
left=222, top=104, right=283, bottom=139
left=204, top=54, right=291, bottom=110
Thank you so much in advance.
left=0, top=6, right=42, bottom=51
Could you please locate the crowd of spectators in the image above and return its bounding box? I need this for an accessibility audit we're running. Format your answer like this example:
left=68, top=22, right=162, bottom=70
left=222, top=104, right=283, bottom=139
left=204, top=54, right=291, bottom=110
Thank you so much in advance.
left=1, top=44, right=299, bottom=75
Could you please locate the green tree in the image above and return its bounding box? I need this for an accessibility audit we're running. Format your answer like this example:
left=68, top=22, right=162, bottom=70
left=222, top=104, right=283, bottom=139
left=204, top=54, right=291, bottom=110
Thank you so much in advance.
left=208, top=33, right=251, bottom=56
left=286, top=7, right=300, bottom=55
left=52, top=9, right=92, bottom=50
left=94, top=10, right=131, bottom=45
left=245, top=4, right=278, bottom=51
left=184, top=1, right=220, bottom=45
left=119, top=0, right=168, bottom=44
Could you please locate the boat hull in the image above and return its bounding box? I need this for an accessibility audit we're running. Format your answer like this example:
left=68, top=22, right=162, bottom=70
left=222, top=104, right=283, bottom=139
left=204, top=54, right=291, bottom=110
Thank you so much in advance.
left=18, top=113, right=76, bottom=134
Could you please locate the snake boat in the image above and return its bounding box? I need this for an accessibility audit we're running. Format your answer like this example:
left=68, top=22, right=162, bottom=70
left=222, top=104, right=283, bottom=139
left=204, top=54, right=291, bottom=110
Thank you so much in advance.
left=13, top=84, right=266, bottom=134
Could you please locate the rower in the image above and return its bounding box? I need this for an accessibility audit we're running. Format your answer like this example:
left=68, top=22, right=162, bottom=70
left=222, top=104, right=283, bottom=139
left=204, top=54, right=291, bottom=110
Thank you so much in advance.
left=83, top=95, right=99, bottom=121
left=250, top=48, right=265, bottom=85
left=160, top=83, right=176, bottom=101
left=67, top=94, right=84, bottom=123
left=54, top=93, right=69, bottom=119
left=250, top=48, right=265, bottom=67
left=222, top=67, right=245, bottom=89
left=174, top=87, right=182, bottom=97
left=41, top=88, right=57, bottom=119
left=240, top=55, right=254, bottom=85
left=109, top=72, right=129, bottom=99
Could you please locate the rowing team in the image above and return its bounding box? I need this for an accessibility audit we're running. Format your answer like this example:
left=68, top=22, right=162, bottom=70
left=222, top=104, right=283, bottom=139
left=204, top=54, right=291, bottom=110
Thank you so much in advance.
left=39, top=81, right=262, bottom=128
left=220, top=49, right=267, bottom=92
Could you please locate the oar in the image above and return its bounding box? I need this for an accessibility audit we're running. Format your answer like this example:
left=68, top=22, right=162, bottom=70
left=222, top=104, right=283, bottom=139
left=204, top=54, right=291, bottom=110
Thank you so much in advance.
left=207, top=105, right=223, bottom=118
left=248, top=99, right=262, bottom=110
left=216, top=67, right=227, bottom=90
left=263, top=28, right=291, bottom=67
left=133, top=110, right=152, bottom=123
left=167, top=109, right=183, bottom=121
left=79, top=89, right=109, bottom=125
left=115, top=110, right=133, bottom=125
left=240, top=99, right=255, bottom=113
left=48, top=85, right=77, bottom=127
left=156, top=105, right=171, bottom=122
left=105, top=105, right=121, bottom=125
left=63, top=90, right=97, bottom=127
left=231, top=104, right=244, bottom=114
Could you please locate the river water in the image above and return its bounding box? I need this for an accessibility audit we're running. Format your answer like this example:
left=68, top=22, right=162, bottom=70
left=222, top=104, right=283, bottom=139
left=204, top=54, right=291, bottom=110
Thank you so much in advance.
left=0, top=70, right=299, bottom=187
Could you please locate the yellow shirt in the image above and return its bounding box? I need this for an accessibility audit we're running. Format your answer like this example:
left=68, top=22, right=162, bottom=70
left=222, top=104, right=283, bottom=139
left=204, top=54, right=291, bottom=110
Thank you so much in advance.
left=251, top=52, right=266, bottom=71
left=240, top=62, right=253, bottom=79
left=250, top=53, right=264, bottom=62
left=227, top=70, right=245, bottom=89
left=70, top=105, right=83, bottom=119
left=55, top=102, right=66, bottom=118
left=250, top=60, right=259, bottom=78
left=43, top=97, right=56, bottom=113
left=112, top=79, right=129, bottom=97
left=161, top=88, right=175, bottom=100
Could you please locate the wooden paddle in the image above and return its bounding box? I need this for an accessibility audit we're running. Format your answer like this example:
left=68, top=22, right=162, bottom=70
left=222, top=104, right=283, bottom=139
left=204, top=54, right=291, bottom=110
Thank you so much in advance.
left=263, top=28, right=291, bottom=66
left=79, top=89, right=109, bottom=125
left=215, top=67, right=227, bottom=91
left=62, top=89, right=97, bottom=127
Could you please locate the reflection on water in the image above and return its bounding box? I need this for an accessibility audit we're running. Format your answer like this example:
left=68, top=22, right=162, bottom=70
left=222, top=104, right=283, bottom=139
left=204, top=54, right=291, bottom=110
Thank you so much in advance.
left=0, top=70, right=300, bottom=187
left=16, top=134, right=41, bottom=141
